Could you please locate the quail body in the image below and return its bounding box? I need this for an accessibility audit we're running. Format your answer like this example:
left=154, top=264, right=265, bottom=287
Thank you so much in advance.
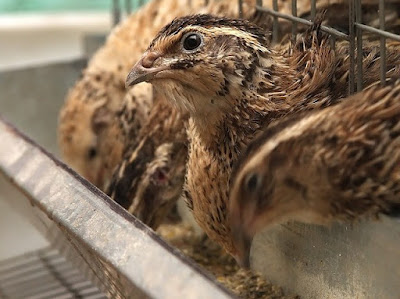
left=127, top=14, right=400, bottom=257
left=229, top=79, right=400, bottom=267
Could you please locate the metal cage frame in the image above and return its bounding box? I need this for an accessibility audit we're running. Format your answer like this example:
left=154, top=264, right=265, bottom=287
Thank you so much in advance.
left=238, top=0, right=400, bottom=94
left=114, top=0, right=400, bottom=92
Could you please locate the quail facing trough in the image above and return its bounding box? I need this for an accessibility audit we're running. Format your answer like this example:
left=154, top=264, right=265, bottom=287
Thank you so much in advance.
left=229, top=79, right=400, bottom=267
left=106, top=93, right=188, bottom=229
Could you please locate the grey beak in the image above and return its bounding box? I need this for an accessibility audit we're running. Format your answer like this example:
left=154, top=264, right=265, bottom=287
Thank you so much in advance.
left=125, top=65, right=155, bottom=87
left=232, top=226, right=253, bottom=269
left=125, top=51, right=166, bottom=88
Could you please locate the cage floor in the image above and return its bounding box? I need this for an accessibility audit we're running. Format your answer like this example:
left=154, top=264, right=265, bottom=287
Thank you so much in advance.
left=0, top=247, right=107, bottom=299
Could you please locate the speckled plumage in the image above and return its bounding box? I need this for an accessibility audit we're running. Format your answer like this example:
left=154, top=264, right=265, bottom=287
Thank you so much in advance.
left=57, top=0, right=342, bottom=189
left=229, top=79, right=400, bottom=266
left=58, top=70, right=128, bottom=186
left=58, top=0, right=255, bottom=188
left=106, top=93, right=188, bottom=229
left=127, top=13, right=400, bottom=257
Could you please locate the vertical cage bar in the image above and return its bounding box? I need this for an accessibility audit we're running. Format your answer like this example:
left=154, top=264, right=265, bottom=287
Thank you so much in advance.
left=272, top=0, right=279, bottom=44
left=238, top=0, right=243, bottom=18
left=311, top=0, right=316, bottom=21
left=112, top=0, right=121, bottom=26
left=348, top=0, right=355, bottom=94
left=355, top=0, right=363, bottom=91
left=125, top=0, right=131, bottom=15
left=379, top=0, right=387, bottom=86
left=255, top=0, right=263, bottom=17
left=330, top=35, right=336, bottom=51
left=291, top=0, right=297, bottom=44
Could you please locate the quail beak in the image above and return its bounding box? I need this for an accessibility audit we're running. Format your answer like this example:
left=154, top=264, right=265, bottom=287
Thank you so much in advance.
left=125, top=51, right=168, bottom=88
left=232, top=224, right=253, bottom=269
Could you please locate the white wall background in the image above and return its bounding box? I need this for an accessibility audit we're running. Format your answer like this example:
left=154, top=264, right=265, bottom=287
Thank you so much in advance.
left=0, top=12, right=110, bottom=261
left=0, top=12, right=110, bottom=70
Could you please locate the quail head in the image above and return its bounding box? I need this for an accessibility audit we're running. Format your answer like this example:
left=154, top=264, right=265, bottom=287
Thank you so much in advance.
left=58, top=71, right=130, bottom=187
left=229, top=79, right=400, bottom=267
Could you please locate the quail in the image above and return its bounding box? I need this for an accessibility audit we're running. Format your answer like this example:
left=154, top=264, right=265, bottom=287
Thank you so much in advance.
left=57, top=0, right=263, bottom=189
left=58, top=0, right=356, bottom=188
left=58, top=0, right=281, bottom=233
left=229, top=79, right=400, bottom=267
left=106, top=93, right=189, bottom=229
left=126, top=14, right=400, bottom=258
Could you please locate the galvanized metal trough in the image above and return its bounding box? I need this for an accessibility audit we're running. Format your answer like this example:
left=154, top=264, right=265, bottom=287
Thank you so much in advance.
left=0, top=62, right=235, bottom=299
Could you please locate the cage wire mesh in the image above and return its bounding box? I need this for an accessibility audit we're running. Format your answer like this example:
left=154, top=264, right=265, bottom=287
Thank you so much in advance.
left=112, top=0, right=149, bottom=25
left=0, top=247, right=106, bottom=299
left=1, top=1, right=400, bottom=298
left=239, top=0, right=400, bottom=94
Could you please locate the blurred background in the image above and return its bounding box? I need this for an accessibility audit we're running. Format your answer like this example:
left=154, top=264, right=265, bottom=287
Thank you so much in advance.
left=0, top=0, right=146, bottom=270
left=0, top=3, right=151, bottom=297
left=0, top=0, right=147, bottom=70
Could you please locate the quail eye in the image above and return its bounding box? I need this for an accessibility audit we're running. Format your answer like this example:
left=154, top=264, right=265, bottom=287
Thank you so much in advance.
left=182, top=33, right=203, bottom=51
left=87, top=147, right=97, bottom=160
left=151, top=167, right=169, bottom=185
left=244, top=172, right=262, bottom=194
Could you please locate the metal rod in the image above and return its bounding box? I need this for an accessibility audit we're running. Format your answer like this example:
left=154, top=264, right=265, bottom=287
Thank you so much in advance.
left=330, top=35, right=336, bottom=51
left=0, top=252, right=59, bottom=273
left=355, top=0, right=363, bottom=91
left=272, top=0, right=279, bottom=44
left=238, top=0, right=243, bottom=18
left=0, top=117, right=235, bottom=299
left=379, top=0, right=387, bottom=86
left=354, top=23, right=400, bottom=41
left=348, top=0, right=355, bottom=94
left=291, top=0, right=297, bottom=44
left=125, top=0, right=131, bottom=15
left=311, top=0, right=316, bottom=21
left=257, top=6, right=349, bottom=40
left=112, top=0, right=121, bottom=26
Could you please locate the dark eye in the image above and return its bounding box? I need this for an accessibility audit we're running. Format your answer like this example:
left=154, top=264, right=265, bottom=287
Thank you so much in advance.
left=87, top=147, right=97, bottom=160
left=182, top=33, right=203, bottom=51
left=244, top=172, right=262, bottom=194
left=151, top=167, right=169, bottom=186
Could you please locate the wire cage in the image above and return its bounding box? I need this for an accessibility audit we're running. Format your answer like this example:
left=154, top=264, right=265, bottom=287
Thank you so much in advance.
left=112, top=0, right=147, bottom=25
left=240, top=0, right=400, bottom=93
left=1, top=1, right=400, bottom=299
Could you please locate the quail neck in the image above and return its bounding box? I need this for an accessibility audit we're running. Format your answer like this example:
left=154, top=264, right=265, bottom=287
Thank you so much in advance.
left=126, top=14, right=339, bottom=255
